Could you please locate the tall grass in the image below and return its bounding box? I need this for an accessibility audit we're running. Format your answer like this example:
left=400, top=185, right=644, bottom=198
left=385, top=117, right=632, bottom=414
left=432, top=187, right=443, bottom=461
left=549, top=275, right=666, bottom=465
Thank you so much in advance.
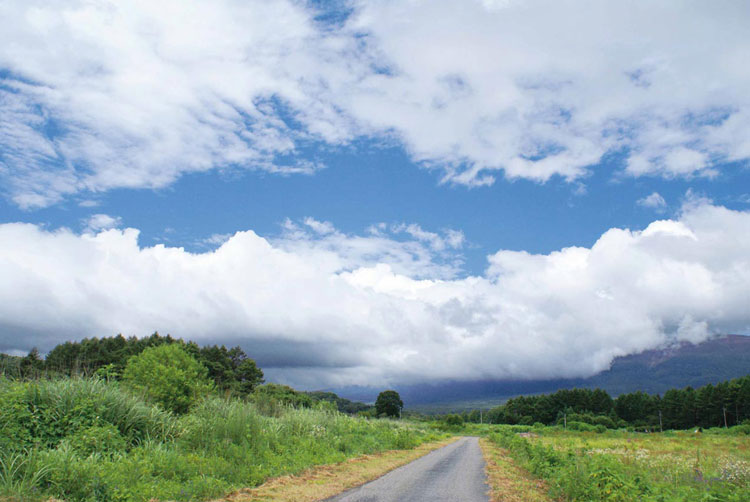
left=0, top=378, right=438, bottom=502
left=1, top=377, right=177, bottom=452
left=488, top=425, right=750, bottom=502
left=0, top=449, right=52, bottom=500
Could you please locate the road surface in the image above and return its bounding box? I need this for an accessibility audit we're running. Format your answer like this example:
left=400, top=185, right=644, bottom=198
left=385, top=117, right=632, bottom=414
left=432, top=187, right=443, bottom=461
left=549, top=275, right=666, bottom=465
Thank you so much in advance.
left=324, top=436, right=489, bottom=502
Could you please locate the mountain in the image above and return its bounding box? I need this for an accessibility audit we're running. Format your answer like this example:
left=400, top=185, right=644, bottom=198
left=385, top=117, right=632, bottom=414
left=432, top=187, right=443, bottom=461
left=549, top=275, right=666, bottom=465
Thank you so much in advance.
left=334, top=334, right=750, bottom=412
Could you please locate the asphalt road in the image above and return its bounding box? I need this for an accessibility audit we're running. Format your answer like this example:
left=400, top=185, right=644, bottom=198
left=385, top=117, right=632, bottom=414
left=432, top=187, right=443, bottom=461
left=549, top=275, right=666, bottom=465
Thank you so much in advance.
left=324, top=436, right=489, bottom=502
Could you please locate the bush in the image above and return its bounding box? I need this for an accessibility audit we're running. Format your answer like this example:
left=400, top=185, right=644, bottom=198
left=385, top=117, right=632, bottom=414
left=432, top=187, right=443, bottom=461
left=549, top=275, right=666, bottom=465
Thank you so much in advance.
left=122, top=344, right=213, bottom=414
left=0, top=378, right=439, bottom=502
left=67, top=423, right=127, bottom=458
left=0, top=378, right=176, bottom=451
left=251, top=383, right=313, bottom=415
left=444, top=414, right=465, bottom=427
left=565, top=421, right=595, bottom=432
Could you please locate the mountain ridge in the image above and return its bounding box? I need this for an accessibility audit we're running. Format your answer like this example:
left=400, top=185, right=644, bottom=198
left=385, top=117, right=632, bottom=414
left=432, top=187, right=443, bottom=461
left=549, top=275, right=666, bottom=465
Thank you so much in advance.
left=333, top=334, right=750, bottom=412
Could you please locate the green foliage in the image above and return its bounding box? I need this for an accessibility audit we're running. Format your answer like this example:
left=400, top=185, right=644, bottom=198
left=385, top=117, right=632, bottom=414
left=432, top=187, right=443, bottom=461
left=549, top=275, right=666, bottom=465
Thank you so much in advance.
left=251, top=383, right=314, bottom=416
left=0, top=378, right=176, bottom=453
left=444, top=414, right=464, bottom=427
left=122, top=344, right=213, bottom=414
left=0, top=378, right=438, bottom=502
left=304, top=390, right=373, bottom=414
left=188, top=343, right=264, bottom=396
left=489, top=426, right=750, bottom=502
left=10, top=333, right=264, bottom=397
left=0, top=449, right=52, bottom=500
left=66, top=423, right=127, bottom=458
left=486, top=374, right=750, bottom=430
left=0, top=354, right=22, bottom=379
left=20, top=348, right=44, bottom=379
left=375, top=390, right=403, bottom=418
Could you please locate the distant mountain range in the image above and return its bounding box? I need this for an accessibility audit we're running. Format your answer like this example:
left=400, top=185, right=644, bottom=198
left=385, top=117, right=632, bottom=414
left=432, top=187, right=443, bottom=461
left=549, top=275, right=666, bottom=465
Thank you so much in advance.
left=334, top=334, right=750, bottom=412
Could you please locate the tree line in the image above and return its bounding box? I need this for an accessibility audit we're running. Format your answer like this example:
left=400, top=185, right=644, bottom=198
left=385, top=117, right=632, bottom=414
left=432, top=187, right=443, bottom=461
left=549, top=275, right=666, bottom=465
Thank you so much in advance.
left=2, top=333, right=264, bottom=397
left=482, top=376, right=750, bottom=429
left=1, top=333, right=374, bottom=414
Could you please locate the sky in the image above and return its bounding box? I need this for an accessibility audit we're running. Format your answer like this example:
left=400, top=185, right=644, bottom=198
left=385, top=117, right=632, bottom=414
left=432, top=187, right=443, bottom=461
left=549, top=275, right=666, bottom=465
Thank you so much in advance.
left=1, top=0, right=749, bottom=389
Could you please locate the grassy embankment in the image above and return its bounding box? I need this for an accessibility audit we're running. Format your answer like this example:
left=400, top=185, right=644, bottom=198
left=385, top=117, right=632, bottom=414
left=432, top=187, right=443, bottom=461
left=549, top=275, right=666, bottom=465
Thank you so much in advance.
left=0, top=378, right=447, bottom=502
left=482, top=423, right=750, bottom=502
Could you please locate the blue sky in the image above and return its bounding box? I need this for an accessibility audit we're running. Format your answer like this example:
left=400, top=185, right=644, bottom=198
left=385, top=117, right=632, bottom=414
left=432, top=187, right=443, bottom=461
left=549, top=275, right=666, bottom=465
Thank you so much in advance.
left=3, top=142, right=749, bottom=276
left=1, top=0, right=749, bottom=388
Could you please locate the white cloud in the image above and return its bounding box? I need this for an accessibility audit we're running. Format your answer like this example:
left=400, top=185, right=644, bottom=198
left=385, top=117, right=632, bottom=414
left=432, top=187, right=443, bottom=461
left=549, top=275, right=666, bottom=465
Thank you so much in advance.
left=391, top=223, right=465, bottom=251
left=1, top=202, right=748, bottom=388
left=344, top=0, right=750, bottom=184
left=2, top=1, right=750, bottom=206
left=637, top=192, right=667, bottom=210
left=82, top=213, right=122, bottom=233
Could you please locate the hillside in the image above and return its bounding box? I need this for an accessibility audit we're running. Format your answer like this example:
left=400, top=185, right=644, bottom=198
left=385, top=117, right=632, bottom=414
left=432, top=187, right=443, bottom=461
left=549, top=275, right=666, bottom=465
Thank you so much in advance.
left=336, top=334, right=750, bottom=412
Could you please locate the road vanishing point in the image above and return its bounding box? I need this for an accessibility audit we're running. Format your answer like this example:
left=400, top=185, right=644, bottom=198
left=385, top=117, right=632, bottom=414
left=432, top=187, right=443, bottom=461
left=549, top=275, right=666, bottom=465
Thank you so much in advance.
left=325, top=436, right=489, bottom=502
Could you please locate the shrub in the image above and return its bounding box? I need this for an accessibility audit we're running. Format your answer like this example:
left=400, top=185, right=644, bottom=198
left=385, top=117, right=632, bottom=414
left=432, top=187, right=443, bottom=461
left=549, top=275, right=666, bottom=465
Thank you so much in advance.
left=251, top=383, right=313, bottom=415
left=0, top=378, right=176, bottom=451
left=565, top=421, right=595, bottom=432
left=67, top=423, right=127, bottom=458
left=0, top=378, right=438, bottom=502
left=444, top=414, right=465, bottom=427
left=122, top=344, right=213, bottom=414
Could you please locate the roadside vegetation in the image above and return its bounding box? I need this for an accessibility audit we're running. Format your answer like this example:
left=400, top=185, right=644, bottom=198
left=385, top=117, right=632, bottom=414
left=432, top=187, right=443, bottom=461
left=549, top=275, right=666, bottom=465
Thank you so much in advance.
left=2, top=334, right=749, bottom=502
left=0, top=376, right=441, bottom=501
left=0, top=340, right=441, bottom=502
left=485, top=424, right=749, bottom=502
left=415, top=375, right=750, bottom=502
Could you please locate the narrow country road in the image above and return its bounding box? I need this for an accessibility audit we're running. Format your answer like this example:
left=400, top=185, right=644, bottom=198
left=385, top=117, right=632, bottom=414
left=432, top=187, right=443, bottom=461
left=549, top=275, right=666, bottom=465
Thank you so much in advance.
left=324, top=436, right=489, bottom=502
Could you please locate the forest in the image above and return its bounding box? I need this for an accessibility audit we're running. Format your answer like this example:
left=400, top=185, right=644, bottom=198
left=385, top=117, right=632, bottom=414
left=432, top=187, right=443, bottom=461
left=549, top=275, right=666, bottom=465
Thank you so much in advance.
left=4, top=333, right=750, bottom=430
left=1, top=334, right=749, bottom=501
left=479, top=376, right=750, bottom=430
left=0, top=333, right=371, bottom=414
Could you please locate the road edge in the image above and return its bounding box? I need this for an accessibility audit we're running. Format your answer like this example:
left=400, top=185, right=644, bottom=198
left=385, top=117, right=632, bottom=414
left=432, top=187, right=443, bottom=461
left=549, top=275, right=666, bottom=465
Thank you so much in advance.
left=215, top=436, right=460, bottom=502
left=478, top=437, right=551, bottom=502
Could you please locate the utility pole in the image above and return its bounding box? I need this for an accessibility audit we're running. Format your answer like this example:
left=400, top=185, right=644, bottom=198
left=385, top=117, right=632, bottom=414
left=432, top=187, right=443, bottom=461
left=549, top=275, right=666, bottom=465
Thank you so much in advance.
left=723, top=407, right=728, bottom=428
left=658, top=410, right=663, bottom=433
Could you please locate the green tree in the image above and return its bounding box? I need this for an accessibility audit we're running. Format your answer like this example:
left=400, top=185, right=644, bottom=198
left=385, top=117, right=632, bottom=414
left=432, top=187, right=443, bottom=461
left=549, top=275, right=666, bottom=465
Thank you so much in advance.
left=375, top=390, right=403, bottom=418
left=122, top=344, right=213, bottom=414
left=20, top=347, right=43, bottom=378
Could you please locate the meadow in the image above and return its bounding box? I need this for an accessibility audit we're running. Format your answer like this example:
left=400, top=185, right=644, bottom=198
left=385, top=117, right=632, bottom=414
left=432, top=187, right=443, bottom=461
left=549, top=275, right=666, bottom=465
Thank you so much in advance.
left=486, top=424, right=750, bottom=502
left=0, top=378, right=441, bottom=502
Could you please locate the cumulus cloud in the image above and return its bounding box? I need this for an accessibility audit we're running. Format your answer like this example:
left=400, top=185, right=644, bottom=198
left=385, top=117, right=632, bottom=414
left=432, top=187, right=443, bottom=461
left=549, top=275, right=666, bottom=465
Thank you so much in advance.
left=2, top=1, right=750, bottom=206
left=1, top=202, right=748, bottom=388
left=637, top=192, right=667, bottom=210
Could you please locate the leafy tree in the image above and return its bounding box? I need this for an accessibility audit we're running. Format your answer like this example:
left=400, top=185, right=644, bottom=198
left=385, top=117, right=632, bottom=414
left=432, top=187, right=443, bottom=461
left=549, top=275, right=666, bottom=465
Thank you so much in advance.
left=444, top=414, right=464, bottom=427
left=375, top=390, right=403, bottom=418
left=20, top=347, right=43, bottom=378
left=38, top=333, right=264, bottom=395
left=122, top=344, right=213, bottom=414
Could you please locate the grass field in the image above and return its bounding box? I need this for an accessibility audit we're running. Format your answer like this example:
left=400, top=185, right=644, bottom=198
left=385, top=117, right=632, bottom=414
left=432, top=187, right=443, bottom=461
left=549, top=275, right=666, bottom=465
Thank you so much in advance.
left=3, top=376, right=749, bottom=502
left=0, top=378, right=444, bottom=502
left=485, top=424, right=750, bottom=502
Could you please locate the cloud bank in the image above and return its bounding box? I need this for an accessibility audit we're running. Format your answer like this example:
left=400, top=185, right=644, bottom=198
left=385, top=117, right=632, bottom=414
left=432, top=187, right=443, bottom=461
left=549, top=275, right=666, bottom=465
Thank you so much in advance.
left=1, top=202, right=748, bottom=388
left=2, top=0, right=750, bottom=206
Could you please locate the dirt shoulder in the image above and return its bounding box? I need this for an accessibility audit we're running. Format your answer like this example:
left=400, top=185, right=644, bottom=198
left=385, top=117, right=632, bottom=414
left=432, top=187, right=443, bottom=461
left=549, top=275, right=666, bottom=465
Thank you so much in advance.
left=478, top=437, right=551, bottom=502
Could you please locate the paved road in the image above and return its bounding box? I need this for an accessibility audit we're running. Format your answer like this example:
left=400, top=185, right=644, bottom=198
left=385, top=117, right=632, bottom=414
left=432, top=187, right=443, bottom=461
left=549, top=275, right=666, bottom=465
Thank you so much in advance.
left=324, top=436, right=489, bottom=502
